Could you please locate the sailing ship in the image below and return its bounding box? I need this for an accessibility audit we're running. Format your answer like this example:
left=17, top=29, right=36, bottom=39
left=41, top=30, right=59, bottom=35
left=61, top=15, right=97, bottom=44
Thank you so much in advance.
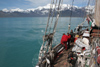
left=35, top=0, right=100, bottom=67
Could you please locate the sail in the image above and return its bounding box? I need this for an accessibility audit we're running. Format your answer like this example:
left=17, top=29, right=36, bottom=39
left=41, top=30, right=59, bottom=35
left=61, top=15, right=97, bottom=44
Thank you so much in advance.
left=95, top=0, right=100, bottom=27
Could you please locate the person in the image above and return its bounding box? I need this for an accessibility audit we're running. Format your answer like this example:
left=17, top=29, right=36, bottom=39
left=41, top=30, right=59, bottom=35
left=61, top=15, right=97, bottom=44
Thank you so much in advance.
left=86, top=15, right=92, bottom=27
left=74, top=25, right=82, bottom=34
left=61, top=33, right=68, bottom=50
left=86, top=14, right=95, bottom=29
left=67, top=33, right=71, bottom=49
left=70, top=30, right=75, bottom=43
left=74, top=35, right=79, bottom=42
left=77, top=25, right=82, bottom=34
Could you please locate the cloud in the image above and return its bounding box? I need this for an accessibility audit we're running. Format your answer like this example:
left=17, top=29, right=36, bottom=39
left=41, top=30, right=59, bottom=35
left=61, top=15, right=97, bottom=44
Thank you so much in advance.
left=1, top=0, right=94, bottom=10
left=2, top=8, right=25, bottom=12
left=25, top=0, right=95, bottom=8
left=10, top=8, right=24, bottom=12
left=25, top=0, right=50, bottom=8
left=63, top=0, right=91, bottom=7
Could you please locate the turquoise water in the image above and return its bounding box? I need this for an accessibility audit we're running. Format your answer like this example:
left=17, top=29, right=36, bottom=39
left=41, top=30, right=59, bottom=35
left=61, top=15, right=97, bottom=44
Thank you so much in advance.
left=0, top=17, right=87, bottom=67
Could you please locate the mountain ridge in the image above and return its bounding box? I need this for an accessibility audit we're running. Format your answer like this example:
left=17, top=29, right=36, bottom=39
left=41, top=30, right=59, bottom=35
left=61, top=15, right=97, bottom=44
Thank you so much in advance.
left=0, top=4, right=94, bottom=17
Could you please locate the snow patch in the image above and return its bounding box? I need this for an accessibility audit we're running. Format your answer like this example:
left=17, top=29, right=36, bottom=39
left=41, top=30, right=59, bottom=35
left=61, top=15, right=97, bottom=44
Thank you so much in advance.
left=9, top=8, right=24, bottom=12
left=41, top=10, right=49, bottom=14
left=36, top=4, right=55, bottom=10
left=2, top=8, right=9, bottom=12
left=25, top=9, right=35, bottom=13
left=85, top=5, right=95, bottom=13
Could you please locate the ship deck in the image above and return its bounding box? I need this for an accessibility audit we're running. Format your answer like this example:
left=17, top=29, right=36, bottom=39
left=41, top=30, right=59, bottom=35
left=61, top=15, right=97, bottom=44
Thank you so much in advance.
left=53, top=44, right=74, bottom=67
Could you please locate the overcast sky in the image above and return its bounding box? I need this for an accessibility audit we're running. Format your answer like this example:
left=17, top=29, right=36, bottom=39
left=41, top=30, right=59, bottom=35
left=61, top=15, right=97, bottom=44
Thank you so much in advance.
left=0, top=0, right=95, bottom=10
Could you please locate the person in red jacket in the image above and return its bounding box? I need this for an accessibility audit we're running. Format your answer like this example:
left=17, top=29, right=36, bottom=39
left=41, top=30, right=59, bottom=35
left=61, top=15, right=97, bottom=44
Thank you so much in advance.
left=68, top=33, right=71, bottom=40
left=61, top=33, right=68, bottom=50
left=67, top=33, right=71, bottom=49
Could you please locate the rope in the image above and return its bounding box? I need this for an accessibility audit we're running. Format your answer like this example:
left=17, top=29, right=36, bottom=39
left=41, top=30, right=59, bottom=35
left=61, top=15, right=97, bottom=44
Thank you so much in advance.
left=80, top=0, right=84, bottom=18
left=39, top=0, right=54, bottom=61
left=87, top=0, right=91, bottom=7
left=82, top=0, right=91, bottom=26
left=82, top=0, right=91, bottom=31
left=49, top=0, right=58, bottom=33
left=81, top=0, right=86, bottom=22
left=45, top=0, right=54, bottom=35
left=68, top=0, right=74, bottom=33
left=73, top=0, right=86, bottom=33
left=39, top=0, right=63, bottom=60
left=49, top=0, right=62, bottom=51
left=53, top=0, right=61, bottom=33
left=90, top=0, right=99, bottom=65
left=75, top=0, right=92, bottom=32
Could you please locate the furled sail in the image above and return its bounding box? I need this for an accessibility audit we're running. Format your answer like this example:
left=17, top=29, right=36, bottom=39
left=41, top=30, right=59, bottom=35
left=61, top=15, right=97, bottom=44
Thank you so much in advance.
left=95, top=0, right=100, bottom=27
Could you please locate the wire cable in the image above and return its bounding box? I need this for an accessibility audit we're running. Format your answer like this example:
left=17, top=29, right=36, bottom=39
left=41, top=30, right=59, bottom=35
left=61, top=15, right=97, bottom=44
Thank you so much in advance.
left=49, top=0, right=58, bottom=33
left=45, top=0, right=54, bottom=35
left=68, top=0, right=74, bottom=33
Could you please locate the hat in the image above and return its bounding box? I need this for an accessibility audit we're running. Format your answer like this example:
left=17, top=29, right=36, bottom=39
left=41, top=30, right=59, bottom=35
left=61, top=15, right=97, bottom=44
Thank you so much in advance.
left=75, top=35, right=79, bottom=38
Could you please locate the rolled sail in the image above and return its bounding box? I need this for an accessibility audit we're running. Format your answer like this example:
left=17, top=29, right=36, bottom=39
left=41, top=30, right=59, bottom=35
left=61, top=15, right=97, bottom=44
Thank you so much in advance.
left=95, top=0, right=100, bottom=27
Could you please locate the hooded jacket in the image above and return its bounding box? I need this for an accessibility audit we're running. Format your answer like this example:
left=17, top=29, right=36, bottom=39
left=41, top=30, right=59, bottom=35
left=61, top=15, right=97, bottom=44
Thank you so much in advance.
left=61, top=34, right=68, bottom=44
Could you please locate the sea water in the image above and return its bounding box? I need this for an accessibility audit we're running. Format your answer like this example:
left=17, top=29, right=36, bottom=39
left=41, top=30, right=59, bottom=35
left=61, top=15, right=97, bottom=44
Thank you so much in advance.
left=0, top=17, right=88, bottom=67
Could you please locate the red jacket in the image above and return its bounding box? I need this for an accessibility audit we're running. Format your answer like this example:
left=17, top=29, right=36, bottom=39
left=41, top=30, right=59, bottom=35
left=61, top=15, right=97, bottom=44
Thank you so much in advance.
left=68, top=34, right=71, bottom=40
left=61, top=34, right=68, bottom=44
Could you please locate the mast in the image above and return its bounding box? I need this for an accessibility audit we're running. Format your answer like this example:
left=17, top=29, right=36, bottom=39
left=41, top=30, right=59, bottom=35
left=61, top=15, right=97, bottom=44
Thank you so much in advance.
left=95, top=0, right=100, bottom=27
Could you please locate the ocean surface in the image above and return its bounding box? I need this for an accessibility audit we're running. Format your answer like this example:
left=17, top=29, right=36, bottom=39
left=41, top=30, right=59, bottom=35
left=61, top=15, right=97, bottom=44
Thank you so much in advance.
left=0, top=17, right=88, bottom=67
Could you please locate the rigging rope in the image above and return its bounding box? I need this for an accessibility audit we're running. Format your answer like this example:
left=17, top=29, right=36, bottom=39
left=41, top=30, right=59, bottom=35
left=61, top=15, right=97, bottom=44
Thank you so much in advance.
left=39, top=0, right=63, bottom=61
left=79, top=0, right=89, bottom=27
left=49, top=0, right=58, bottom=33
left=87, top=0, right=99, bottom=67
left=81, top=0, right=91, bottom=27
left=76, top=0, right=91, bottom=30
left=80, top=0, right=84, bottom=18
left=53, top=0, right=61, bottom=33
left=45, top=0, right=54, bottom=35
left=49, top=0, right=62, bottom=51
left=82, top=0, right=86, bottom=22
left=79, top=0, right=91, bottom=29
left=39, top=0, right=55, bottom=57
left=43, top=0, right=55, bottom=53
left=68, top=0, right=74, bottom=33
left=87, top=0, right=91, bottom=7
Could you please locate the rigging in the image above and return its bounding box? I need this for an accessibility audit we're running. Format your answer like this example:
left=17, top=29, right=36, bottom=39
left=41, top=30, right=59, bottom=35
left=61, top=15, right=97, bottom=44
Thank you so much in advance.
left=38, top=0, right=63, bottom=67
left=68, top=0, right=74, bottom=33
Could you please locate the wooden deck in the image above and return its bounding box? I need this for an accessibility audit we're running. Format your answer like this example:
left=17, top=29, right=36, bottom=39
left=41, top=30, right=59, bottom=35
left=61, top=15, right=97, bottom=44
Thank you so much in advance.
left=53, top=45, right=73, bottom=67
left=52, top=29, right=100, bottom=67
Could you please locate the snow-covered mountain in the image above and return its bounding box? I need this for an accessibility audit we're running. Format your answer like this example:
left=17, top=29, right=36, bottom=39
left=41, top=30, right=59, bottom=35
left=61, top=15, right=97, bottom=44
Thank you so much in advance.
left=0, top=4, right=95, bottom=17
left=2, top=4, right=80, bottom=12
left=85, top=5, right=95, bottom=13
